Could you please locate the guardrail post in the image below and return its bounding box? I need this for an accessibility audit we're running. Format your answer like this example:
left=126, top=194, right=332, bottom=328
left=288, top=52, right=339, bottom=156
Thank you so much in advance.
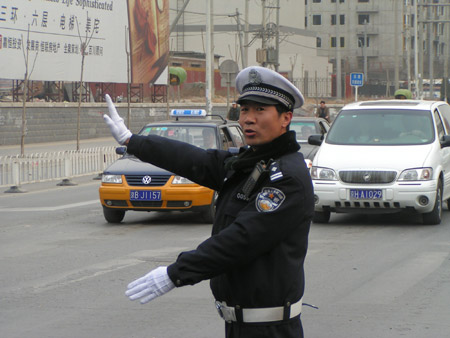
left=57, top=157, right=77, bottom=186
left=93, top=150, right=105, bottom=180
left=4, top=162, right=27, bottom=193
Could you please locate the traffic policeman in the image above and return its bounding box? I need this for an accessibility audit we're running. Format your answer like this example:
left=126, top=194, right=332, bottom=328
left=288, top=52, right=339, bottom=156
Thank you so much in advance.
left=103, top=66, right=314, bottom=338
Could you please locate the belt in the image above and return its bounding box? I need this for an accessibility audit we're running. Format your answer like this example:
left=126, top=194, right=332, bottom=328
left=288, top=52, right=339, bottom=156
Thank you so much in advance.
left=215, top=298, right=302, bottom=323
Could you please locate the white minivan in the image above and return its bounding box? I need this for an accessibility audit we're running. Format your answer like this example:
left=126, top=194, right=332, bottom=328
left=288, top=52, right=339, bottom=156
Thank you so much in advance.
left=309, top=100, right=450, bottom=225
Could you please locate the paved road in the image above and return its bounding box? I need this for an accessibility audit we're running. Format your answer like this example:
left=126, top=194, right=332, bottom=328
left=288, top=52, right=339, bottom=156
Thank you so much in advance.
left=1, top=177, right=450, bottom=337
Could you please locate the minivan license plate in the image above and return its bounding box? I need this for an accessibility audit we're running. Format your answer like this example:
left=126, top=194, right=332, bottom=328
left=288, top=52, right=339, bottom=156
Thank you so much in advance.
left=130, top=190, right=162, bottom=201
left=350, top=189, right=382, bottom=200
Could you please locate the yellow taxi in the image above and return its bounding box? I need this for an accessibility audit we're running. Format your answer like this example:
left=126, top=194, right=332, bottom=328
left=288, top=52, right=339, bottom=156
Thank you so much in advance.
left=99, top=109, right=245, bottom=223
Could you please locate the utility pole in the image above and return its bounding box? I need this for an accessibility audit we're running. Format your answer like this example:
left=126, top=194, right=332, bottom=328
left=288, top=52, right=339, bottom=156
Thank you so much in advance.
left=406, top=0, right=411, bottom=91
left=275, top=0, right=280, bottom=72
left=231, top=9, right=246, bottom=69
left=363, top=20, right=368, bottom=83
left=394, top=0, right=399, bottom=91
left=427, top=0, right=433, bottom=98
left=414, top=0, right=420, bottom=98
left=446, top=3, right=450, bottom=102
left=206, top=0, right=212, bottom=114
left=261, top=0, right=267, bottom=67
left=418, top=0, right=424, bottom=99
left=210, top=0, right=215, bottom=101
left=335, top=1, right=342, bottom=99
left=244, top=0, right=249, bottom=68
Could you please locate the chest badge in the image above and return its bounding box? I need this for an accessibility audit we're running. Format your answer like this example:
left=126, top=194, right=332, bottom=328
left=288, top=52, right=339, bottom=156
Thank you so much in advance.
left=255, top=187, right=285, bottom=212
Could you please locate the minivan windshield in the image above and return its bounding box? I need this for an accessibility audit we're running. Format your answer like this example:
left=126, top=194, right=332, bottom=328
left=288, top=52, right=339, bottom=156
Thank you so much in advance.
left=327, top=109, right=434, bottom=145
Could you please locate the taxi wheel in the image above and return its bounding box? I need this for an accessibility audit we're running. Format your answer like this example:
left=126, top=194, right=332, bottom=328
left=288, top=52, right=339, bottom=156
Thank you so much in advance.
left=313, top=210, right=330, bottom=224
left=200, top=192, right=217, bottom=224
left=103, top=206, right=126, bottom=223
left=422, top=181, right=442, bottom=225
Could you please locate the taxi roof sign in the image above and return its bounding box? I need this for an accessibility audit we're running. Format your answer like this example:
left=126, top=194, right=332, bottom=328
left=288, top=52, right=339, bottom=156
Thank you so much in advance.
left=170, top=109, right=207, bottom=117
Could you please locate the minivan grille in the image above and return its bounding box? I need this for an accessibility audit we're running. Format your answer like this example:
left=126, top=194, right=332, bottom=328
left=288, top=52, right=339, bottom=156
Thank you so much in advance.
left=125, top=175, right=171, bottom=186
left=339, top=170, right=397, bottom=184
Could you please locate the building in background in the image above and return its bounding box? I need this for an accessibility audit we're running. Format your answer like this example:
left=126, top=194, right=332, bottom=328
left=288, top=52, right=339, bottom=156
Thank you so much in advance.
left=169, top=0, right=332, bottom=98
left=305, top=0, right=450, bottom=98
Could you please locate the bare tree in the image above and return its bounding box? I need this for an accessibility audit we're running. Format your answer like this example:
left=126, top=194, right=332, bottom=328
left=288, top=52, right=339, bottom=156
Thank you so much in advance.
left=75, top=16, right=96, bottom=151
left=20, top=24, right=39, bottom=156
left=125, top=26, right=131, bottom=128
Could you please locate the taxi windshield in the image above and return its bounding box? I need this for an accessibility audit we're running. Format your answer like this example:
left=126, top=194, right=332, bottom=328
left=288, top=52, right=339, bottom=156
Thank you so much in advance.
left=290, top=122, right=316, bottom=142
left=139, top=125, right=218, bottom=149
left=327, top=109, right=435, bottom=145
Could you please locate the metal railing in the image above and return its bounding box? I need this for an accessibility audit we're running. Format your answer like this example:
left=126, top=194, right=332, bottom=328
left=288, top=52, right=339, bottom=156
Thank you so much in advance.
left=293, top=77, right=332, bottom=98
left=0, top=147, right=120, bottom=188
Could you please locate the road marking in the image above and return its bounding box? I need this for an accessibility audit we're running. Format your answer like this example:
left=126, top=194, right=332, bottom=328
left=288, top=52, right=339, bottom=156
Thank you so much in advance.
left=0, top=199, right=99, bottom=212
left=1, top=248, right=185, bottom=294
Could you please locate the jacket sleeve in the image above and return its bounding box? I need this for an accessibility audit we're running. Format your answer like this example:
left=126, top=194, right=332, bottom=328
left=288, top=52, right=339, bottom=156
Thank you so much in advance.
left=167, top=172, right=313, bottom=286
left=126, top=134, right=231, bottom=191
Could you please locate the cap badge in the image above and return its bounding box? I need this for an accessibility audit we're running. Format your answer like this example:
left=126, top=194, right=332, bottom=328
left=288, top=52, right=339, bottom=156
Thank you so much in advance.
left=249, top=69, right=261, bottom=85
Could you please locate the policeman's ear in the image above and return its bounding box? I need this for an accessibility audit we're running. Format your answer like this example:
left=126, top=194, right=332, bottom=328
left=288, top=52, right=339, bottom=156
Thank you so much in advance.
left=281, top=111, right=293, bottom=129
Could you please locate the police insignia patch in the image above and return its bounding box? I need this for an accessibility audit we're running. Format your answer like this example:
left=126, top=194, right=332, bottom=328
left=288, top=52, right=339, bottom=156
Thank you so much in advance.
left=255, top=187, right=286, bottom=212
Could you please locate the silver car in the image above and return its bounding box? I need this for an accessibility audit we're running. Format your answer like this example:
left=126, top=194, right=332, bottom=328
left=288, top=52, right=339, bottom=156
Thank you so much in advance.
left=309, top=100, right=450, bottom=225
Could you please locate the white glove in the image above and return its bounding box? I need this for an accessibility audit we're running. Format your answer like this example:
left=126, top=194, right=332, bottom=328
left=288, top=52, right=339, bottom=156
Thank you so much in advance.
left=103, top=94, right=132, bottom=145
left=125, top=266, right=175, bottom=304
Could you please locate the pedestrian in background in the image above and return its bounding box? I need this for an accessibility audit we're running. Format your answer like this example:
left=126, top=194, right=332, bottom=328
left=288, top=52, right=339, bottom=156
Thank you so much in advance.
left=103, top=66, right=314, bottom=338
left=227, top=101, right=240, bottom=121
left=394, top=89, right=413, bottom=99
left=317, top=100, right=330, bottom=122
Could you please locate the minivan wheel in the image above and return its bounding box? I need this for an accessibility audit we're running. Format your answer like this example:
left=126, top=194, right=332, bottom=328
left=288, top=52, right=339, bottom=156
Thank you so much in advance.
left=422, top=182, right=442, bottom=225
left=313, top=210, right=331, bottom=223
left=103, top=206, right=126, bottom=223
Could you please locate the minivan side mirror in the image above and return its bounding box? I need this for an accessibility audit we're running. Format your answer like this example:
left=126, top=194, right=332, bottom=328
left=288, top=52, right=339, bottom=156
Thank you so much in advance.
left=308, top=134, right=324, bottom=146
left=441, top=135, right=450, bottom=148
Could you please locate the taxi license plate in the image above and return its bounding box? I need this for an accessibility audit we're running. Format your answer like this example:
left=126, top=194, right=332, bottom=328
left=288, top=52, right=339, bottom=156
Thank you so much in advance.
left=130, top=190, right=162, bottom=201
left=350, top=189, right=382, bottom=200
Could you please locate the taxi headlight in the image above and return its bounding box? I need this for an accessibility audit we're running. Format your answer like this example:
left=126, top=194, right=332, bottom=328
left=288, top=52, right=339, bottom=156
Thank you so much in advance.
left=310, top=166, right=338, bottom=180
left=172, top=176, right=195, bottom=184
left=101, top=174, right=123, bottom=184
left=398, top=168, right=433, bottom=181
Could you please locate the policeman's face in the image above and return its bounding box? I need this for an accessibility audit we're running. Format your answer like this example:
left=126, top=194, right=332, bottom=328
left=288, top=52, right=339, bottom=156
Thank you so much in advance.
left=239, top=102, right=292, bottom=147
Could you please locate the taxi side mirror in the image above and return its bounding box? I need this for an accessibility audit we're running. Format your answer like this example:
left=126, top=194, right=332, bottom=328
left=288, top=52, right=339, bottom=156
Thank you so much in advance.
left=115, top=146, right=127, bottom=155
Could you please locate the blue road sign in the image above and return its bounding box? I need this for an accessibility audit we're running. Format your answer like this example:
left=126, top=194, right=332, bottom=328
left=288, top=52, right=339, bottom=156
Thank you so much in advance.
left=350, top=73, right=364, bottom=87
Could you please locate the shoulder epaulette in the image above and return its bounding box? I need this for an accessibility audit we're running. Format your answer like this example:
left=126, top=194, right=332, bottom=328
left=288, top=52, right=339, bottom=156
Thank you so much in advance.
left=269, top=161, right=283, bottom=182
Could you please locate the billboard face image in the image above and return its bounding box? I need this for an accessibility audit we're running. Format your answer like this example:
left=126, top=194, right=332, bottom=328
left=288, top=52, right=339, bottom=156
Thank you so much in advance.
left=0, top=0, right=169, bottom=84
left=128, top=0, right=169, bottom=84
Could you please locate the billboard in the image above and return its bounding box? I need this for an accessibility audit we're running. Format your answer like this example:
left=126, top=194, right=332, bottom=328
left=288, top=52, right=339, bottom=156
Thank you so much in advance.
left=0, top=0, right=169, bottom=84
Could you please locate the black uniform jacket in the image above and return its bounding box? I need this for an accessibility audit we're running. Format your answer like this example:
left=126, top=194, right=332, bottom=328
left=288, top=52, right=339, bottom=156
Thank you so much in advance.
left=126, top=131, right=314, bottom=310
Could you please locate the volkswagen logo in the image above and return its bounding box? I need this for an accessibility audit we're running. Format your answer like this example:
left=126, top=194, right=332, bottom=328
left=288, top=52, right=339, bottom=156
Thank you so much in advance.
left=142, top=176, right=152, bottom=185
left=363, top=172, right=371, bottom=182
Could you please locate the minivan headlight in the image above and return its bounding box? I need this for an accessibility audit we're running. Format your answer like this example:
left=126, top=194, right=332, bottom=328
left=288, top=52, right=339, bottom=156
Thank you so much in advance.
left=172, top=176, right=195, bottom=184
left=398, top=168, right=433, bottom=181
left=102, top=174, right=123, bottom=184
left=311, top=166, right=338, bottom=180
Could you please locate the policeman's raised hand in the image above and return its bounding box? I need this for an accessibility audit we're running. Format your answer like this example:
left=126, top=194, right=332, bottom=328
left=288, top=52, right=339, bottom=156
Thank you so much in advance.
left=103, top=94, right=132, bottom=145
left=125, top=266, right=175, bottom=304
